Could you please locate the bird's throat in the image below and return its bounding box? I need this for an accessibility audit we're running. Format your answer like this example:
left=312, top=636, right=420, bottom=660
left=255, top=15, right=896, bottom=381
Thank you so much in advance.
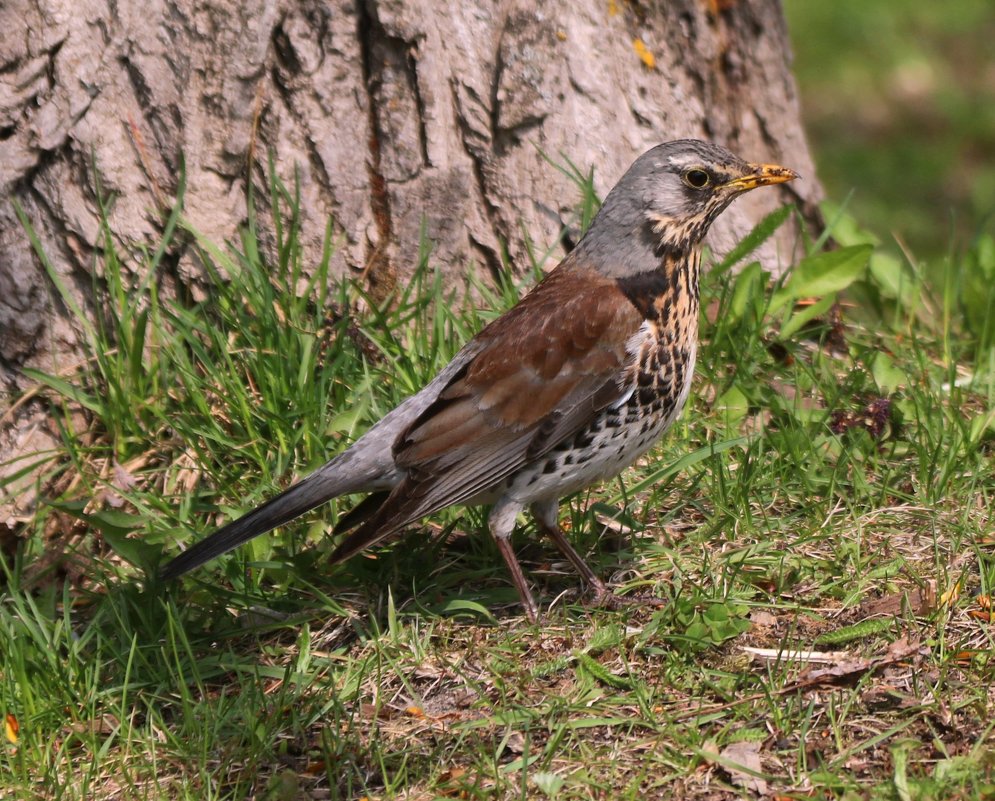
left=615, top=246, right=701, bottom=332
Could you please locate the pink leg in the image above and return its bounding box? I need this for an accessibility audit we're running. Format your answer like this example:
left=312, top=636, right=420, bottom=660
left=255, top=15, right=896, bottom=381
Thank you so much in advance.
left=494, top=536, right=540, bottom=623
left=489, top=498, right=540, bottom=622
left=531, top=500, right=610, bottom=602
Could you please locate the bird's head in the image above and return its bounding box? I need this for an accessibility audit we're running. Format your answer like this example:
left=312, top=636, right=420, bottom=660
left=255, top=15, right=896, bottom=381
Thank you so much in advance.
left=575, top=139, right=797, bottom=276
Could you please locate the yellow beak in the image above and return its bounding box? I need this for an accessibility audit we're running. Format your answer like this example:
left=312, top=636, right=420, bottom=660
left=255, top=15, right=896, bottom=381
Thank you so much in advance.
left=724, top=163, right=799, bottom=191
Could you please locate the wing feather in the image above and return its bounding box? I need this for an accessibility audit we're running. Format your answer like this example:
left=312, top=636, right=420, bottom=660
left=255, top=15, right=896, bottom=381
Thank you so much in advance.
left=330, top=259, right=644, bottom=562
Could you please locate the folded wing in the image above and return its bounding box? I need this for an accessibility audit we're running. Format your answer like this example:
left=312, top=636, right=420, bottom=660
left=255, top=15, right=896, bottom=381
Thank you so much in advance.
left=331, top=258, right=642, bottom=561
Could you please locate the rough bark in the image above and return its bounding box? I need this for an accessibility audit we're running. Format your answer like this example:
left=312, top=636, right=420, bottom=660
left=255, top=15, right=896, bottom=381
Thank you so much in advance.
left=0, top=0, right=821, bottom=517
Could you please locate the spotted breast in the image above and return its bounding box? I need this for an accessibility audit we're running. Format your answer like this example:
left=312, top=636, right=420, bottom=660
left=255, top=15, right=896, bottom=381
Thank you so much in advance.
left=506, top=247, right=701, bottom=504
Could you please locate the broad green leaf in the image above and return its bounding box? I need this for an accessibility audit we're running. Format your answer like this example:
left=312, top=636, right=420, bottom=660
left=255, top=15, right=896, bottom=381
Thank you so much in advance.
left=500, top=754, right=542, bottom=774
left=100, top=528, right=163, bottom=571
left=436, top=599, right=497, bottom=622
left=868, top=251, right=919, bottom=307
left=728, top=261, right=765, bottom=322
left=325, top=393, right=370, bottom=435
left=779, top=294, right=834, bottom=341
left=685, top=619, right=710, bottom=643
left=770, top=244, right=872, bottom=313
left=715, top=384, right=749, bottom=426
left=86, top=509, right=147, bottom=530
left=703, top=604, right=731, bottom=623
left=563, top=716, right=632, bottom=730
left=871, top=351, right=909, bottom=392
left=47, top=500, right=156, bottom=567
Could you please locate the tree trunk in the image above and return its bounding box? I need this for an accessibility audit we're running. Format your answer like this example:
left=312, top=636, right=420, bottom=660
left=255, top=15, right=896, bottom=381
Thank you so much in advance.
left=0, top=0, right=821, bottom=515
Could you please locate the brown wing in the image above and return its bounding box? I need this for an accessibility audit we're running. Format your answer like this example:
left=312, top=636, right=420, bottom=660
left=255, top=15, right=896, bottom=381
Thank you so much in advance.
left=330, top=257, right=643, bottom=561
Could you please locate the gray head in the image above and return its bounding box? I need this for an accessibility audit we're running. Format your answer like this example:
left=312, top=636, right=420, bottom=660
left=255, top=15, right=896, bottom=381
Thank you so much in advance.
left=574, top=139, right=797, bottom=277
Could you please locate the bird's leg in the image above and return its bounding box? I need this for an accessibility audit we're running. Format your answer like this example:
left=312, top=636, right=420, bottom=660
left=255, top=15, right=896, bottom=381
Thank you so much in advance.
left=533, top=500, right=668, bottom=614
left=489, top=499, right=540, bottom=622
left=493, top=538, right=540, bottom=623
left=530, top=499, right=611, bottom=603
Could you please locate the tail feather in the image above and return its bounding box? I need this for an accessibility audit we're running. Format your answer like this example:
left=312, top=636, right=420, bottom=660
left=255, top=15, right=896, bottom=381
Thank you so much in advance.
left=329, top=477, right=427, bottom=564
left=331, top=490, right=390, bottom=536
left=161, top=468, right=353, bottom=579
left=160, top=342, right=478, bottom=580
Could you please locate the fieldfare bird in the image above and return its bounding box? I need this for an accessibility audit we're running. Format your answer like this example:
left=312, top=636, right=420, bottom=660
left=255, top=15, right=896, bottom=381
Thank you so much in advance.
left=162, top=139, right=797, bottom=621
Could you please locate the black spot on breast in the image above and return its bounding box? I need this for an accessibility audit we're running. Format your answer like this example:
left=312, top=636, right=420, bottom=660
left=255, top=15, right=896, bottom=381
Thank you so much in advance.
left=638, top=387, right=657, bottom=406
left=574, top=431, right=595, bottom=449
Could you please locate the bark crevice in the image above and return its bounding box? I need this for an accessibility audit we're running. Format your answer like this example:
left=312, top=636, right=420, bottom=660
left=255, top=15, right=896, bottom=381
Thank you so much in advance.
left=357, top=0, right=396, bottom=296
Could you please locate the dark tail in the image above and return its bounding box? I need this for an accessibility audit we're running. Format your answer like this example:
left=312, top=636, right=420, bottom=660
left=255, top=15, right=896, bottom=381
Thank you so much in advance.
left=160, top=469, right=354, bottom=580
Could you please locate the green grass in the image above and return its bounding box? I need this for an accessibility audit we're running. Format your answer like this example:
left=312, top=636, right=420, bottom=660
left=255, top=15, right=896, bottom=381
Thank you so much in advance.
left=3, top=163, right=995, bottom=799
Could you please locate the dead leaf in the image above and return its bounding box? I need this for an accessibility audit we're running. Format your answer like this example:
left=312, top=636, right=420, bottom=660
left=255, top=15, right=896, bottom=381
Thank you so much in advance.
left=859, top=582, right=936, bottom=617
left=4, top=713, right=17, bottom=744
left=112, top=461, right=138, bottom=491
left=749, top=610, right=778, bottom=628
left=800, top=636, right=925, bottom=688
left=861, top=685, right=917, bottom=711
left=504, top=731, right=526, bottom=755
left=954, top=650, right=982, bottom=665
left=438, top=767, right=466, bottom=783
left=67, top=714, right=119, bottom=736
left=939, top=581, right=962, bottom=607
left=436, top=766, right=469, bottom=797
left=718, top=741, right=768, bottom=795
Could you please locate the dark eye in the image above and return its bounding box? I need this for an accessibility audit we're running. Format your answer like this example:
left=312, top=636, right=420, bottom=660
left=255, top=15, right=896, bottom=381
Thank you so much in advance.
left=683, top=169, right=711, bottom=189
